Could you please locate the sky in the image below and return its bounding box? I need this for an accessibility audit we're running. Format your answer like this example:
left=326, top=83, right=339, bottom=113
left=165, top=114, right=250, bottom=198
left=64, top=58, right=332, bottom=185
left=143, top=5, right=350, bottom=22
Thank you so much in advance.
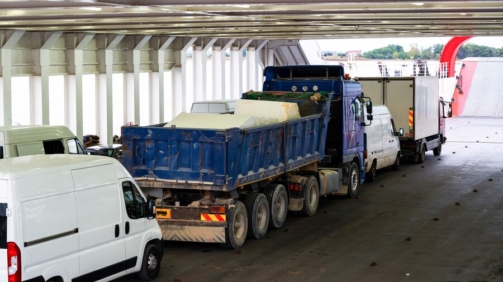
left=309, top=36, right=503, bottom=52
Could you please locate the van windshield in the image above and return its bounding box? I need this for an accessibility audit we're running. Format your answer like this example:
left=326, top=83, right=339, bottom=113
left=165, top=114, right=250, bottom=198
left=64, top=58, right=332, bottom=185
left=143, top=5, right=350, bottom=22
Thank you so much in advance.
left=67, top=138, right=85, bottom=154
left=0, top=203, right=6, bottom=249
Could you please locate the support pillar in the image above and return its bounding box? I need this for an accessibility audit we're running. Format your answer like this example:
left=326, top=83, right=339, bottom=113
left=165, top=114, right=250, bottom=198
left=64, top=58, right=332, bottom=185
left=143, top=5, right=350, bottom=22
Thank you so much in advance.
left=246, top=47, right=257, bottom=91
left=212, top=46, right=223, bottom=100
left=0, top=31, right=25, bottom=126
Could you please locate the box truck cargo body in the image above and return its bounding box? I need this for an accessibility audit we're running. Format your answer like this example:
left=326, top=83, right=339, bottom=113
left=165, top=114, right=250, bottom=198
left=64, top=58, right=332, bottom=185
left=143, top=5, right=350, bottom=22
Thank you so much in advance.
left=358, top=76, right=445, bottom=163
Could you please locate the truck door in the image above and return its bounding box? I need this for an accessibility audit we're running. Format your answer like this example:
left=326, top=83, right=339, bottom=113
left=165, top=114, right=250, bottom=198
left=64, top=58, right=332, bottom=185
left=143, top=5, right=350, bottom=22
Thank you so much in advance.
left=384, top=79, right=414, bottom=136
left=120, top=179, right=150, bottom=273
left=347, top=98, right=359, bottom=151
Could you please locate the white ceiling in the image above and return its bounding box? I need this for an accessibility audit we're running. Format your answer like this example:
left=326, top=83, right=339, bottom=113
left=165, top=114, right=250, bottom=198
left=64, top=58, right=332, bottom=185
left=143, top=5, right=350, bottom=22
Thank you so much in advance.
left=1, top=1, right=503, bottom=39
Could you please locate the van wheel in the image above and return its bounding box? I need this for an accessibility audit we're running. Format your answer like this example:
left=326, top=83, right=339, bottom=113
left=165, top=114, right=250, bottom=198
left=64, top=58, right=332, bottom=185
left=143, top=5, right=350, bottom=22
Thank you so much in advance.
left=264, top=184, right=288, bottom=229
left=433, top=142, right=442, bottom=156
left=244, top=192, right=270, bottom=239
left=138, top=244, right=161, bottom=280
left=220, top=201, right=248, bottom=249
left=391, top=153, right=400, bottom=171
left=300, top=176, right=319, bottom=216
left=366, top=161, right=377, bottom=182
left=348, top=162, right=360, bottom=198
left=417, top=145, right=426, bottom=164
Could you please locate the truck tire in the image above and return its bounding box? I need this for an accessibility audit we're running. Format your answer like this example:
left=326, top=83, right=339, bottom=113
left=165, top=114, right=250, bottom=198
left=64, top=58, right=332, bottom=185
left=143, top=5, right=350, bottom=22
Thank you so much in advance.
left=366, top=160, right=377, bottom=182
left=138, top=244, right=161, bottom=280
left=417, top=145, right=426, bottom=164
left=220, top=201, right=248, bottom=249
left=244, top=192, right=270, bottom=239
left=264, top=184, right=288, bottom=229
left=348, top=162, right=360, bottom=198
left=300, top=176, right=319, bottom=216
left=391, top=152, right=400, bottom=171
left=433, top=142, right=442, bottom=156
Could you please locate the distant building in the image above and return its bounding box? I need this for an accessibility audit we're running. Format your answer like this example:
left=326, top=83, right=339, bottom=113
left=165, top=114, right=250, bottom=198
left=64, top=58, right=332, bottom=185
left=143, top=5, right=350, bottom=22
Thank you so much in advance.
left=345, top=50, right=362, bottom=61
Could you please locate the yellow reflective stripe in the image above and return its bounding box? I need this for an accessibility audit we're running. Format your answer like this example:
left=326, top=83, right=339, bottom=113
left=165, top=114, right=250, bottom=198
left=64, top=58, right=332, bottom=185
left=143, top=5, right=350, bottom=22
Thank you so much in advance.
left=200, top=214, right=226, bottom=221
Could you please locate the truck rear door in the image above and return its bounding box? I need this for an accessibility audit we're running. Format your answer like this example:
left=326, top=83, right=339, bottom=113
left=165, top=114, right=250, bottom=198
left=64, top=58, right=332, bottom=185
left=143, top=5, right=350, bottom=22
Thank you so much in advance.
left=384, top=79, right=413, bottom=137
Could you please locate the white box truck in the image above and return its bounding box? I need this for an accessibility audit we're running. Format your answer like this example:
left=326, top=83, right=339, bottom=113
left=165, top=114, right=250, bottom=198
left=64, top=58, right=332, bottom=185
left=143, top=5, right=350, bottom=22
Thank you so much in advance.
left=0, top=154, right=163, bottom=282
left=358, top=77, right=447, bottom=163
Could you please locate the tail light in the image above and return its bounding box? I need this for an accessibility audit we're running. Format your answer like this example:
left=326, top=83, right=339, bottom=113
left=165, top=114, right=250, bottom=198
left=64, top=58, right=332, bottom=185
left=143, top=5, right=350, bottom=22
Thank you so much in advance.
left=408, top=107, right=414, bottom=136
left=363, top=149, right=368, bottom=159
left=7, top=242, right=21, bottom=282
left=209, top=206, right=226, bottom=214
left=289, top=184, right=301, bottom=192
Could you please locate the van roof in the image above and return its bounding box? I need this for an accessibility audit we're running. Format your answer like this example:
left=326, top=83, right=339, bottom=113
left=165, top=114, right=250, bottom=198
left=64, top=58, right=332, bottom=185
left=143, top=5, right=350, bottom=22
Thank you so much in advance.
left=371, top=105, right=392, bottom=116
left=0, top=125, right=76, bottom=144
left=0, top=154, right=127, bottom=179
left=191, top=99, right=238, bottom=104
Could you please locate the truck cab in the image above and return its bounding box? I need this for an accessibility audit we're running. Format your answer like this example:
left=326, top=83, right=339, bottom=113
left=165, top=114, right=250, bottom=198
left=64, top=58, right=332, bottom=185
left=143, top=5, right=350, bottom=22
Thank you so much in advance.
left=262, top=65, right=370, bottom=185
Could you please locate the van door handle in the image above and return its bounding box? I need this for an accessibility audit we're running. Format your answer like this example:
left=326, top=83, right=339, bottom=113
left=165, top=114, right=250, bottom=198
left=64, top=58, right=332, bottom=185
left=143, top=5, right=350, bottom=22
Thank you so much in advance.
left=115, top=224, right=120, bottom=238
left=125, top=222, right=130, bottom=235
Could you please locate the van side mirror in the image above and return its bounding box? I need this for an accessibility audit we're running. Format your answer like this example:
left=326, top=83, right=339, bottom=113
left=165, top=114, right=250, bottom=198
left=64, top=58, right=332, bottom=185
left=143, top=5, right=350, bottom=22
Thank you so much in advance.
left=366, top=101, right=373, bottom=114
left=398, top=128, right=404, bottom=136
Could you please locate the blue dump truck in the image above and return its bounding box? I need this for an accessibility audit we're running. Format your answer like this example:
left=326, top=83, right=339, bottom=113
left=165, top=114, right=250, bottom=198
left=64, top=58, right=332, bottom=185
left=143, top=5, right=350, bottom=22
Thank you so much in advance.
left=121, top=65, right=372, bottom=248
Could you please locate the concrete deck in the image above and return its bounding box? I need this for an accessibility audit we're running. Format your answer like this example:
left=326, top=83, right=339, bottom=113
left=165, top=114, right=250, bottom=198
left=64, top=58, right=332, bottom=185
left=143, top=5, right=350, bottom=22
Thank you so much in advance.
left=116, top=117, right=503, bottom=282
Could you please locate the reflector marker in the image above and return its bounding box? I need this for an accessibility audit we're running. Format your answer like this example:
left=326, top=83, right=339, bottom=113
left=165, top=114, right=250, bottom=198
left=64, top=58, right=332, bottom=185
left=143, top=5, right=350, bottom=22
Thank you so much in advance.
left=201, top=214, right=226, bottom=221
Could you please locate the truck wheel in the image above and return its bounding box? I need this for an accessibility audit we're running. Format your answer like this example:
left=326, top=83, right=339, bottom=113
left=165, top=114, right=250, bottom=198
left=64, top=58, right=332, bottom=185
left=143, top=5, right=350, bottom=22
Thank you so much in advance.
left=391, top=153, right=400, bottom=171
left=138, top=244, right=161, bottom=280
left=417, top=145, right=426, bottom=164
left=220, top=201, right=248, bottom=249
left=366, top=161, right=377, bottom=182
left=265, top=184, right=288, bottom=228
left=348, top=162, right=360, bottom=198
left=244, top=192, right=270, bottom=239
left=300, top=176, right=319, bottom=216
left=433, top=142, right=442, bottom=156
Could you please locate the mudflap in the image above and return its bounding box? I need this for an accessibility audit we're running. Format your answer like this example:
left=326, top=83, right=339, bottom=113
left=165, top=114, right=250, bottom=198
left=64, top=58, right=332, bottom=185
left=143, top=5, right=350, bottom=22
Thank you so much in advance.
left=158, top=219, right=226, bottom=243
left=288, top=197, right=303, bottom=211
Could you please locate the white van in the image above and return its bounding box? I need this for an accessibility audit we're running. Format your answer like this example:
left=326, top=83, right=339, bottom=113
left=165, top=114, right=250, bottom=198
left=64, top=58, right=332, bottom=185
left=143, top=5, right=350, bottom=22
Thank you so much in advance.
left=0, top=154, right=163, bottom=282
left=364, top=105, right=402, bottom=181
left=190, top=99, right=237, bottom=114
left=0, top=125, right=86, bottom=159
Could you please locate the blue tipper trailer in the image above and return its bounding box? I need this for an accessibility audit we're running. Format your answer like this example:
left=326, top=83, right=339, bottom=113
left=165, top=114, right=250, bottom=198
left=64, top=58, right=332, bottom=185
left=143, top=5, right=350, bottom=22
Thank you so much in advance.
left=121, top=65, right=372, bottom=249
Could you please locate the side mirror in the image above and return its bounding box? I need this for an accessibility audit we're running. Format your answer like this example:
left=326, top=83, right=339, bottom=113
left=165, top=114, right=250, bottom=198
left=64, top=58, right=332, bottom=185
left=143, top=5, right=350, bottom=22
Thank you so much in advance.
left=366, top=101, right=373, bottom=114
left=367, top=114, right=373, bottom=121
left=0, top=146, right=3, bottom=159
left=398, top=128, right=404, bottom=136
left=145, top=198, right=156, bottom=220
left=448, top=106, right=453, bottom=118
